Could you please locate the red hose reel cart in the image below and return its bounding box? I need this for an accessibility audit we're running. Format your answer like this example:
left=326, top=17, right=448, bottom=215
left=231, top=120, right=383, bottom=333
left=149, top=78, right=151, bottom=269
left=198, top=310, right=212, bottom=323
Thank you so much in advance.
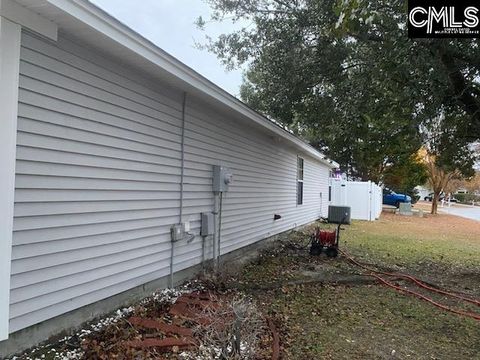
left=309, top=212, right=349, bottom=258
left=309, top=223, right=342, bottom=257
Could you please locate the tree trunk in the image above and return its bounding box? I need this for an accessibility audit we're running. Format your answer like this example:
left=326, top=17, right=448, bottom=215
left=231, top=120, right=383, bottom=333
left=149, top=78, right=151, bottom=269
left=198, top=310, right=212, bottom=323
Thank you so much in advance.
left=431, top=191, right=441, bottom=214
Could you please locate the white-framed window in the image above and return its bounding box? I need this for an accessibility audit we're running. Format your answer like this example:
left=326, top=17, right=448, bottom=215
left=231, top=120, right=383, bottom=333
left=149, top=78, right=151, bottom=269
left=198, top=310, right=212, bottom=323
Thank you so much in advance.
left=297, top=157, right=304, bottom=205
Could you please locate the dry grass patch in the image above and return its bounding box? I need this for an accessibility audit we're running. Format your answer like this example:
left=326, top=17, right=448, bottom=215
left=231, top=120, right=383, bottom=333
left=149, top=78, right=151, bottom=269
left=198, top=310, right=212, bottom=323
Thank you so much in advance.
left=235, top=211, right=480, bottom=359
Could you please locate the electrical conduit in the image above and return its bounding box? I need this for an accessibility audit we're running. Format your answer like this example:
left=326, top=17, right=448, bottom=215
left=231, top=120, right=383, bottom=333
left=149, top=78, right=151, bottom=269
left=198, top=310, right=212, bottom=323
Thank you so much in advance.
left=170, top=92, right=187, bottom=288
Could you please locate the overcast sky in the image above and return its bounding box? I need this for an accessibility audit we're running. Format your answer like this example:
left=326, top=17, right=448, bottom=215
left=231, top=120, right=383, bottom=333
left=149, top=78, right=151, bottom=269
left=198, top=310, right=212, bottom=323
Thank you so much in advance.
left=90, top=0, right=244, bottom=96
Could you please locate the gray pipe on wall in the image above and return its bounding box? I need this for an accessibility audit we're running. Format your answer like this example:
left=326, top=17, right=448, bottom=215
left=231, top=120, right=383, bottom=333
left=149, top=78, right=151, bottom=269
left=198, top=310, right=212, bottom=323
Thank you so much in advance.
left=169, top=91, right=187, bottom=288
left=213, top=192, right=220, bottom=272
left=217, top=191, right=223, bottom=271
left=212, top=190, right=224, bottom=272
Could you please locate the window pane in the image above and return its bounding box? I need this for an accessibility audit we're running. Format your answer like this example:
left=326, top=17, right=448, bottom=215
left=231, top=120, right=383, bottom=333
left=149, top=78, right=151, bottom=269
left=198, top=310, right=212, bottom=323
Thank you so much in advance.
left=297, top=181, right=303, bottom=205
left=297, top=157, right=304, bottom=180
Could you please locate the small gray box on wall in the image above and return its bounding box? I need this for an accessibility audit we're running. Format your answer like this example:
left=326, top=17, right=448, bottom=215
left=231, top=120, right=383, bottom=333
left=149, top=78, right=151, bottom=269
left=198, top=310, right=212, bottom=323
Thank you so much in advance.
left=170, top=223, right=185, bottom=242
left=201, top=212, right=215, bottom=236
left=328, top=205, right=351, bottom=224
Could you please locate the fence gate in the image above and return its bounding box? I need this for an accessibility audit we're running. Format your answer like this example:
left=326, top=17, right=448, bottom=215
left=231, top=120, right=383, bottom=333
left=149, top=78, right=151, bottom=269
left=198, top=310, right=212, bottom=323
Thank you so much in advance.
left=329, top=179, right=382, bottom=221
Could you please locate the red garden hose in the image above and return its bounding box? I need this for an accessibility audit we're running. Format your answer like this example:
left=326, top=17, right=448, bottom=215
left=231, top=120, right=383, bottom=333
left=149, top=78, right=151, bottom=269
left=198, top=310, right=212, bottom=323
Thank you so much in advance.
left=339, top=249, right=480, bottom=321
left=369, top=273, right=480, bottom=321
left=339, top=249, right=480, bottom=306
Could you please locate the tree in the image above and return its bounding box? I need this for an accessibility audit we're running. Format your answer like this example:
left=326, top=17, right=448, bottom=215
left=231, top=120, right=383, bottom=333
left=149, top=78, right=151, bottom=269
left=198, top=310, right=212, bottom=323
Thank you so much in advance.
left=464, top=172, right=480, bottom=194
left=383, top=155, right=428, bottom=202
left=198, top=0, right=479, bottom=187
left=451, top=171, right=480, bottom=194
left=335, top=0, right=480, bottom=140
left=443, top=178, right=465, bottom=195
left=420, top=149, right=461, bottom=214
left=418, top=115, right=476, bottom=214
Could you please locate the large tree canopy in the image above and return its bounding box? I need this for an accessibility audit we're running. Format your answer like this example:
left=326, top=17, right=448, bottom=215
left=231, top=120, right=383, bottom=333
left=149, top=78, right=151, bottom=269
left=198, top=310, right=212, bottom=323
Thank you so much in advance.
left=198, top=0, right=478, bottom=186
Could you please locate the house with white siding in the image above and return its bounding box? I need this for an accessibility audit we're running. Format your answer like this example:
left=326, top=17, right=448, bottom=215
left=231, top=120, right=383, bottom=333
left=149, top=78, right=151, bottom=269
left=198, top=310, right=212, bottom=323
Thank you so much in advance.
left=0, top=0, right=338, bottom=354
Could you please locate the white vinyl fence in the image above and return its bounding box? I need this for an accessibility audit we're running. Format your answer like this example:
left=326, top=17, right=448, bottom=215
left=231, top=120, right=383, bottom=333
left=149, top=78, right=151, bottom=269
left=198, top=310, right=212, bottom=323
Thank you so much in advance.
left=329, top=179, right=382, bottom=221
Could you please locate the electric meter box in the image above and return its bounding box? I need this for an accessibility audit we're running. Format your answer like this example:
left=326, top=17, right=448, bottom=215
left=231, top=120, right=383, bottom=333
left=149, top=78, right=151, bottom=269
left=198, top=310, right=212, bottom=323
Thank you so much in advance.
left=213, top=165, right=232, bottom=192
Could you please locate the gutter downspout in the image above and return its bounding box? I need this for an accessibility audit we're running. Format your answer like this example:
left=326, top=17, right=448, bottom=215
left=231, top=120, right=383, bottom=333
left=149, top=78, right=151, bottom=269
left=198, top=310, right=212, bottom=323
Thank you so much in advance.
left=169, top=91, right=187, bottom=288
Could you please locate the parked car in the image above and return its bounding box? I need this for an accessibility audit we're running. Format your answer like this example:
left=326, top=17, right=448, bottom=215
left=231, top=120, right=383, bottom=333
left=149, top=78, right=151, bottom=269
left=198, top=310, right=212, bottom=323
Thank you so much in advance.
left=424, top=192, right=458, bottom=202
left=448, top=196, right=458, bottom=203
left=383, top=189, right=412, bottom=208
left=424, top=192, right=438, bottom=201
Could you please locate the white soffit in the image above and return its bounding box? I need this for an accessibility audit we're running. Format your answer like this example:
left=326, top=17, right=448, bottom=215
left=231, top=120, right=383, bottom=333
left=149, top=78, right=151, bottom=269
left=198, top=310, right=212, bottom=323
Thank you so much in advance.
left=0, top=0, right=57, bottom=40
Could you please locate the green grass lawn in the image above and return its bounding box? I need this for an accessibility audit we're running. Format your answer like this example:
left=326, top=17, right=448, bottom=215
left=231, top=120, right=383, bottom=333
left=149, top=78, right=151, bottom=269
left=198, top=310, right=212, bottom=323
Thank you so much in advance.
left=236, top=211, right=480, bottom=359
left=344, top=213, right=480, bottom=269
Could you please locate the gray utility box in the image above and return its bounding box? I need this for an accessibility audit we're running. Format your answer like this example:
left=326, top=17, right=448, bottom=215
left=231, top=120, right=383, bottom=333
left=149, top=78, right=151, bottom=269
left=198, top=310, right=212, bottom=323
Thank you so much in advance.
left=201, top=212, right=215, bottom=236
left=213, top=165, right=233, bottom=192
left=328, top=205, right=351, bottom=224
left=398, top=202, right=413, bottom=216
left=170, top=223, right=185, bottom=242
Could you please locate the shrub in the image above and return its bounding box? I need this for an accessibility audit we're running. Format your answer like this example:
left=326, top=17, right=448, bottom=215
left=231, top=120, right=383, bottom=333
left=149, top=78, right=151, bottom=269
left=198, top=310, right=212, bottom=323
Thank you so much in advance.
left=194, top=296, right=264, bottom=359
left=455, top=193, right=480, bottom=204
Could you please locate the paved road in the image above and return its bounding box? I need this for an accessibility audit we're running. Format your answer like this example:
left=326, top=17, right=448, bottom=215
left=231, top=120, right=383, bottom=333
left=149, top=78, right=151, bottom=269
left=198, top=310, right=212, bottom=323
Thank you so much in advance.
left=439, top=204, right=480, bottom=221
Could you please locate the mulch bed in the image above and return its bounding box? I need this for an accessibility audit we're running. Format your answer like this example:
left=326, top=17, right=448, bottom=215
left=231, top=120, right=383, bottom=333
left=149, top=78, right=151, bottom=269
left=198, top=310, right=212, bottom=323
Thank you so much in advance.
left=78, top=287, right=278, bottom=359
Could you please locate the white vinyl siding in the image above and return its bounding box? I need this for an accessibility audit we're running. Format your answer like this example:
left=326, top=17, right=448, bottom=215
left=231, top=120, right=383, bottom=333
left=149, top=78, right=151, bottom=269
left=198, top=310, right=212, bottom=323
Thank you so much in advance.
left=10, top=31, right=331, bottom=333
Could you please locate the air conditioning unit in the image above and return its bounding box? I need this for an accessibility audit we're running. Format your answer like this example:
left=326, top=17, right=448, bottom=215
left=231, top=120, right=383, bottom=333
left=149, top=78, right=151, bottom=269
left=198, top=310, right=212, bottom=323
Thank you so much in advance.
left=328, top=205, right=351, bottom=224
